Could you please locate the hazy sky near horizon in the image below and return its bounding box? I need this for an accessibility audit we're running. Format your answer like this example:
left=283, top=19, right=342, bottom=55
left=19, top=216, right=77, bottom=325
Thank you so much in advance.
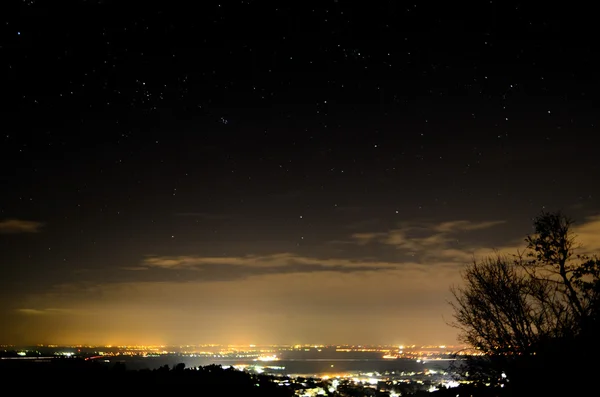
left=2, top=1, right=599, bottom=345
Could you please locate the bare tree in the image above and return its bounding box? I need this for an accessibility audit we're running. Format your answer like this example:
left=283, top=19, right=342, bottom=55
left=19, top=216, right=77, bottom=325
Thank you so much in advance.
left=523, top=211, right=600, bottom=333
left=524, top=212, right=584, bottom=320
left=449, top=211, right=600, bottom=391
left=450, top=256, right=539, bottom=355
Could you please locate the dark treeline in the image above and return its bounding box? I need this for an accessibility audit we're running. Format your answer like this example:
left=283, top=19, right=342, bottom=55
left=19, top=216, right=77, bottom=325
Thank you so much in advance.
left=0, top=359, right=293, bottom=395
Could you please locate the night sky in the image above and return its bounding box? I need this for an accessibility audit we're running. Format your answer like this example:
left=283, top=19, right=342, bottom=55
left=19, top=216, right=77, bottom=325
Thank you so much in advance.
left=1, top=1, right=599, bottom=346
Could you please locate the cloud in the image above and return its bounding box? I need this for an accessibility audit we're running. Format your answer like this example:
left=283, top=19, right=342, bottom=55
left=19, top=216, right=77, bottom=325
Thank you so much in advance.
left=12, top=216, right=600, bottom=345
left=572, top=214, right=600, bottom=254
left=16, top=308, right=80, bottom=316
left=139, top=253, right=405, bottom=275
left=127, top=220, right=511, bottom=283
left=111, top=251, right=469, bottom=285
left=432, top=220, right=506, bottom=233
left=348, top=215, right=600, bottom=267
left=351, top=219, right=507, bottom=264
left=16, top=309, right=46, bottom=315
left=350, top=232, right=382, bottom=245
left=0, top=219, right=44, bottom=234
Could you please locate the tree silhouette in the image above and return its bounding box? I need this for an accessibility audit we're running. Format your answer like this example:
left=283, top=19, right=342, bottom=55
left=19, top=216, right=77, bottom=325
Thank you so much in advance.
left=449, top=211, right=600, bottom=395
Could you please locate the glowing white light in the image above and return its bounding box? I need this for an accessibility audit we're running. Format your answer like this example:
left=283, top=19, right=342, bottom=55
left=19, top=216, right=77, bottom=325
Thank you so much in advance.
left=254, top=355, right=278, bottom=362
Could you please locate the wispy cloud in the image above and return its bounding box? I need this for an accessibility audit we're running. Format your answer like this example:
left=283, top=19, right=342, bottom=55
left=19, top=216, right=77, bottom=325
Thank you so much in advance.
left=16, top=309, right=46, bottom=315
left=432, top=220, right=506, bottom=233
left=16, top=308, right=81, bottom=316
left=351, top=219, right=506, bottom=264
left=349, top=216, right=600, bottom=266
left=111, top=253, right=443, bottom=283
left=572, top=215, right=600, bottom=254
left=141, top=253, right=403, bottom=272
left=123, top=220, right=509, bottom=283
left=0, top=219, right=44, bottom=234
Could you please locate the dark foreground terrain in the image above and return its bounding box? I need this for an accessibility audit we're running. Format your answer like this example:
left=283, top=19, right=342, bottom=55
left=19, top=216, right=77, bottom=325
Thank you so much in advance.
left=0, top=358, right=293, bottom=395
left=1, top=357, right=586, bottom=396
